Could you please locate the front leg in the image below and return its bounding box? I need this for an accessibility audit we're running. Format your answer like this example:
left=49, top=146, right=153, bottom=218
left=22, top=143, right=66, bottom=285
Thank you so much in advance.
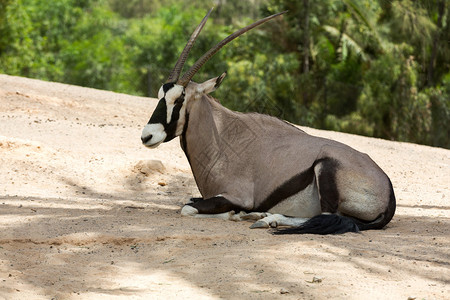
left=181, top=196, right=242, bottom=215
left=187, top=197, right=203, bottom=204
left=187, top=196, right=242, bottom=214
left=181, top=195, right=246, bottom=220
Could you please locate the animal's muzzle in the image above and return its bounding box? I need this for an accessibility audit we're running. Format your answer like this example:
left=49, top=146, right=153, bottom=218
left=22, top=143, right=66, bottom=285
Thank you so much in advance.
left=141, top=134, right=152, bottom=144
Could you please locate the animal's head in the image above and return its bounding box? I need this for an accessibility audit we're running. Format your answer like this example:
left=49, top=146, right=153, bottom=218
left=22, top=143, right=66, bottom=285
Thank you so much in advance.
left=141, top=9, right=286, bottom=148
left=140, top=74, right=227, bottom=148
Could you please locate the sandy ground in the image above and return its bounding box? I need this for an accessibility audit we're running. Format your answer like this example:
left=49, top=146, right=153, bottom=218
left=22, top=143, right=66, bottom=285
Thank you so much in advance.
left=0, top=74, right=449, bottom=300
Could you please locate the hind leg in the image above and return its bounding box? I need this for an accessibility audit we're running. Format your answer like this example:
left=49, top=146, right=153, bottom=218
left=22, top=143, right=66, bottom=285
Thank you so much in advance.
left=314, top=159, right=340, bottom=214
left=249, top=214, right=309, bottom=229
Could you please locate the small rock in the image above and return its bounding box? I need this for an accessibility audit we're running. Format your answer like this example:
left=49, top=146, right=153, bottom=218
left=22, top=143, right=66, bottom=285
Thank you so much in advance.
left=280, top=288, right=289, bottom=294
left=307, top=276, right=323, bottom=283
left=134, top=160, right=166, bottom=176
left=313, top=276, right=322, bottom=283
left=158, top=182, right=167, bottom=186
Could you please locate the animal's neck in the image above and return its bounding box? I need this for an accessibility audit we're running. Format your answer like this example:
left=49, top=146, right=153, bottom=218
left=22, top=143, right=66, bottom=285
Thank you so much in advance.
left=186, top=94, right=234, bottom=140
left=180, top=94, right=239, bottom=197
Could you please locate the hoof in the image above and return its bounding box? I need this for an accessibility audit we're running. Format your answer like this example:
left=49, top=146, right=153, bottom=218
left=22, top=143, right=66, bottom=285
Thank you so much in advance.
left=181, top=205, right=198, bottom=216
left=250, top=220, right=269, bottom=229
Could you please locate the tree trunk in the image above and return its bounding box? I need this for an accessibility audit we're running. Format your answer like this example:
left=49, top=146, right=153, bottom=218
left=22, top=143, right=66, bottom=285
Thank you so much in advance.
left=302, top=0, right=310, bottom=74
left=147, top=66, right=152, bottom=97
left=301, top=0, right=311, bottom=107
left=336, top=19, right=348, bottom=62
left=427, top=0, right=445, bottom=86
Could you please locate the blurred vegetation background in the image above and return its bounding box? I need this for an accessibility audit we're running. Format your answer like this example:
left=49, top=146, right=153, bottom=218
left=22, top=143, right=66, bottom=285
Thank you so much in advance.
left=0, top=0, right=449, bottom=148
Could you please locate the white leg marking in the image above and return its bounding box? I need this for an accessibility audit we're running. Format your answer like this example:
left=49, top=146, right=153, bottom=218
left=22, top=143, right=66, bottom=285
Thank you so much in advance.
left=180, top=206, right=309, bottom=228
left=240, top=212, right=269, bottom=221
left=250, top=214, right=309, bottom=229
left=181, top=205, right=240, bottom=221
left=181, top=205, right=198, bottom=216
left=193, top=211, right=235, bottom=220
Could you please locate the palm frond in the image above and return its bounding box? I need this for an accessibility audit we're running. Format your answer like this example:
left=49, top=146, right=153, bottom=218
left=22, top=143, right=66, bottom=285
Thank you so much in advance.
left=322, top=25, right=368, bottom=61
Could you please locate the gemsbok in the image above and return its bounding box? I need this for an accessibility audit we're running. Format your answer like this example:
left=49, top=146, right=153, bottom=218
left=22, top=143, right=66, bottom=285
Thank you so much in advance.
left=141, top=9, right=396, bottom=234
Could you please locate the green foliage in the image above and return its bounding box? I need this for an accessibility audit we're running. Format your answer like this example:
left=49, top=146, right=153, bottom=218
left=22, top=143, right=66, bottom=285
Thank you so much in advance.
left=261, top=0, right=449, bottom=148
left=427, top=75, right=450, bottom=147
left=0, top=0, right=448, bottom=148
left=216, top=52, right=300, bottom=120
left=59, top=4, right=140, bottom=93
left=359, top=50, right=432, bottom=143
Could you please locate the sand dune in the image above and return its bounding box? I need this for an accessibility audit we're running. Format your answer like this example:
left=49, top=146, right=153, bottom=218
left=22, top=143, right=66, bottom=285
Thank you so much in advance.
left=0, top=74, right=449, bottom=299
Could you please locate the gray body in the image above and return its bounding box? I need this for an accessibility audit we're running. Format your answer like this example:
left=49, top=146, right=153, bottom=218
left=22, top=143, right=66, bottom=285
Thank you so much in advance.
left=140, top=10, right=395, bottom=234
left=182, top=93, right=392, bottom=222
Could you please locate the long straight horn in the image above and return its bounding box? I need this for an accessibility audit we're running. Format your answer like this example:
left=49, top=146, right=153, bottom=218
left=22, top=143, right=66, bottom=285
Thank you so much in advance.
left=178, top=11, right=287, bottom=87
left=166, top=8, right=213, bottom=83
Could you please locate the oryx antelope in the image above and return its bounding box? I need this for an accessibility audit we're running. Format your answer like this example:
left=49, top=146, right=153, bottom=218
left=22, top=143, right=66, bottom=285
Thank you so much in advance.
left=141, top=9, right=396, bottom=234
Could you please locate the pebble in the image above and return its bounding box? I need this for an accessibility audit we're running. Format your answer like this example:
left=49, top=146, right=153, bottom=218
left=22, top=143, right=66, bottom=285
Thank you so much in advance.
left=312, top=276, right=323, bottom=283
left=134, top=160, right=166, bottom=175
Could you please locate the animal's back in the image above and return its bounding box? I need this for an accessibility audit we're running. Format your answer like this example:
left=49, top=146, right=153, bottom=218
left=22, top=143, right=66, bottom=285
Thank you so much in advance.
left=223, top=110, right=391, bottom=217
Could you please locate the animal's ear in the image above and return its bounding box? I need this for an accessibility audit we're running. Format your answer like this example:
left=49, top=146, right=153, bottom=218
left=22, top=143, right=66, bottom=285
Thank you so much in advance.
left=197, top=72, right=227, bottom=94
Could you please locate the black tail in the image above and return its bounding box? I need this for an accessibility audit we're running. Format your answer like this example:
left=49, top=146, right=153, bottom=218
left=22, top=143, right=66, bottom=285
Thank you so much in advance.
left=273, top=214, right=361, bottom=235
left=274, top=180, right=396, bottom=235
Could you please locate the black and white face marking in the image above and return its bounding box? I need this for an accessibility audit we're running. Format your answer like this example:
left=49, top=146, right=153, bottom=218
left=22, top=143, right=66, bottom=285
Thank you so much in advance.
left=141, top=83, right=187, bottom=148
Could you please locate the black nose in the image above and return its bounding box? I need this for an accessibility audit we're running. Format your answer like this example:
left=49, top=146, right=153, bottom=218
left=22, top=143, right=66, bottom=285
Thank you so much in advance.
left=141, top=134, right=152, bottom=144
